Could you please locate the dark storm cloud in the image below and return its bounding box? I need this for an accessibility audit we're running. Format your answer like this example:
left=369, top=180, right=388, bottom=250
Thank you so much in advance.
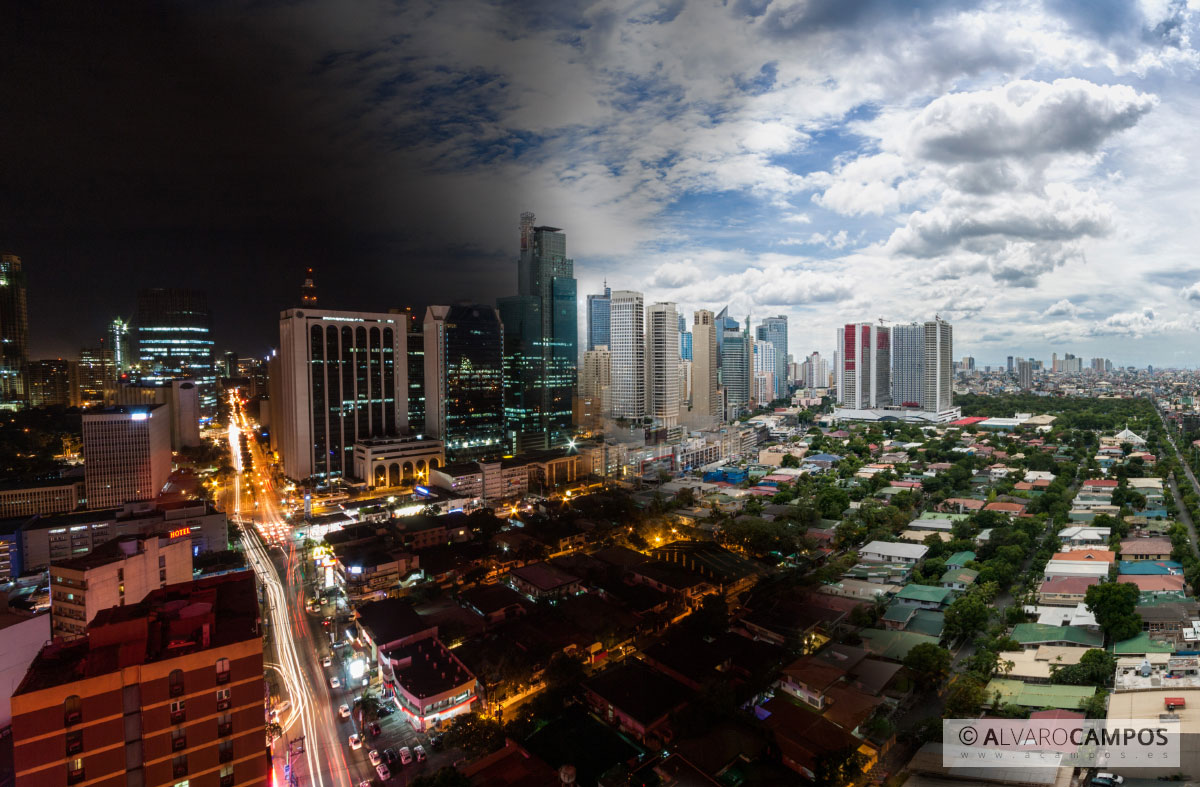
left=0, top=1, right=514, bottom=357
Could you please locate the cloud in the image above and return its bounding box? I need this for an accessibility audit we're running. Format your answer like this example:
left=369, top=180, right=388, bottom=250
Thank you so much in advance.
left=650, top=260, right=696, bottom=287
left=1044, top=298, right=1082, bottom=317
left=1182, top=281, right=1200, bottom=302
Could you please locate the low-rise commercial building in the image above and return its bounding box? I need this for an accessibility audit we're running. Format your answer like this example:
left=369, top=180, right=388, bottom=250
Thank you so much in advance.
left=0, top=479, right=85, bottom=520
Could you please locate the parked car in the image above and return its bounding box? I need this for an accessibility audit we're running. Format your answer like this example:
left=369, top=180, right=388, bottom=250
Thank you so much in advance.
left=322, top=656, right=332, bottom=668
left=338, top=704, right=351, bottom=719
left=329, top=676, right=341, bottom=689
left=376, top=704, right=395, bottom=717
left=382, top=748, right=398, bottom=766
left=1092, top=776, right=1124, bottom=786
left=369, top=750, right=382, bottom=767
left=348, top=733, right=362, bottom=750
left=429, top=734, right=443, bottom=750
left=368, top=721, right=382, bottom=737
left=399, top=746, right=413, bottom=765
left=414, top=745, right=426, bottom=762
left=375, top=763, right=391, bottom=781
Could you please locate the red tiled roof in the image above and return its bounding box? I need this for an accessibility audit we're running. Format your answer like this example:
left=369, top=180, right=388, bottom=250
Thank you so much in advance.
left=1082, top=479, right=1118, bottom=488
left=1050, top=549, right=1116, bottom=563
left=1119, top=575, right=1186, bottom=592
left=949, top=417, right=989, bottom=426
left=984, top=501, right=1026, bottom=513
left=1039, top=576, right=1102, bottom=595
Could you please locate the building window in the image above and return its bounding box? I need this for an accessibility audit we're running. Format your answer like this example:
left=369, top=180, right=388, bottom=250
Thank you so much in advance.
left=159, top=555, right=166, bottom=568
left=67, top=757, right=85, bottom=785
left=159, top=568, right=167, bottom=583
left=64, top=695, right=82, bottom=726
left=215, top=657, right=230, bottom=684
left=169, top=699, right=186, bottom=723
left=171, top=727, right=187, bottom=751
left=169, top=669, right=185, bottom=697
left=172, top=754, right=188, bottom=778
left=220, top=764, right=234, bottom=787
left=216, top=688, right=231, bottom=711
left=218, top=739, right=234, bottom=763
left=217, top=712, right=233, bottom=737
left=66, top=729, right=83, bottom=756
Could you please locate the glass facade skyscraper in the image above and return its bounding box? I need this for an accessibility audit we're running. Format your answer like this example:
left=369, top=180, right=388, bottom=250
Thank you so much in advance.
left=424, top=304, right=505, bottom=463
left=497, top=212, right=577, bottom=454
left=587, top=285, right=611, bottom=352
left=0, top=253, right=29, bottom=407
left=135, top=288, right=216, bottom=418
left=756, top=315, right=788, bottom=400
left=678, top=314, right=692, bottom=361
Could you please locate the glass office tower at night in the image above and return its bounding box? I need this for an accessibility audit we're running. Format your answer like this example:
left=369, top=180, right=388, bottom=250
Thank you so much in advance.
left=0, top=253, right=29, bottom=408
left=134, top=288, right=216, bottom=417
left=424, top=304, right=505, bottom=463
left=497, top=212, right=577, bottom=455
left=587, top=284, right=611, bottom=351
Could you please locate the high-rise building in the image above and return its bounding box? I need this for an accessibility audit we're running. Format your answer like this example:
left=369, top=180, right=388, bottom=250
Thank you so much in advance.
left=405, top=310, right=425, bottom=433
left=802, top=351, right=828, bottom=389
left=891, top=323, right=924, bottom=408
left=11, top=573, right=268, bottom=787
left=691, top=310, right=719, bottom=421
left=498, top=213, right=577, bottom=453
left=646, top=303, right=680, bottom=426
left=837, top=323, right=891, bottom=409
left=28, top=359, right=75, bottom=407
left=579, top=346, right=611, bottom=413
left=301, top=266, right=318, bottom=306
left=1007, top=355, right=1014, bottom=374
left=922, top=318, right=953, bottom=413
left=107, top=379, right=202, bottom=450
left=0, top=253, right=29, bottom=407
left=720, top=325, right=751, bottom=414
left=110, top=317, right=132, bottom=374
left=276, top=308, right=407, bottom=481
left=610, top=291, right=645, bottom=421
left=587, top=283, right=611, bottom=352
left=678, top=314, right=692, bottom=362
left=752, top=339, right=776, bottom=405
left=424, top=304, right=505, bottom=463
left=77, top=345, right=117, bottom=406
left=1018, top=359, right=1034, bottom=390
left=50, top=531, right=193, bottom=640
left=756, top=316, right=788, bottom=399
left=82, top=405, right=171, bottom=509
left=713, top=306, right=739, bottom=376
left=135, top=288, right=216, bottom=417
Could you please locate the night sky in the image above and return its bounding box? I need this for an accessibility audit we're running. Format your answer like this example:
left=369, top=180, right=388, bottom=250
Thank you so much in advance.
left=2, top=1, right=518, bottom=359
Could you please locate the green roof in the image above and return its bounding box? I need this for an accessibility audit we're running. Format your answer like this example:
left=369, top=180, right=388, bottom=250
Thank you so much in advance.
left=941, top=568, right=979, bottom=586
left=906, top=609, right=946, bottom=638
left=919, top=512, right=968, bottom=521
left=859, top=628, right=940, bottom=661
left=881, top=604, right=914, bottom=623
left=1010, top=623, right=1103, bottom=648
left=895, top=584, right=954, bottom=605
left=985, top=678, right=1096, bottom=709
left=1112, top=631, right=1176, bottom=655
left=945, top=551, right=976, bottom=566
left=1138, top=590, right=1192, bottom=606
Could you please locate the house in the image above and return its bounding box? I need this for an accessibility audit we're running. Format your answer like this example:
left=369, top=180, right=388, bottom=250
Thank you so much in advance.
left=777, top=656, right=847, bottom=709
left=938, top=498, right=985, bottom=514
left=459, top=584, right=530, bottom=625
left=583, top=661, right=693, bottom=748
left=1111, top=631, right=1176, bottom=657
left=1057, top=526, right=1110, bottom=551
left=508, top=562, right=584, bottom=601
left=1139, top=601, right=1200, bottom=646
left=1119, top=574, right=1187, bottom=593
left=893, top=584, right=953, bottom=611
left=994, top=647, right=1089, bottom=683
left=880, top=605, right=945, bottom=638
left=1120, top=538, right=1174, bottom=562
left=941, top=568, right=979, bottom=592
left=1025, top=603, right=1099, bottom=630
left=984, top=678, right=1095, bottom=710
left=983, top=501, right=1026, bottom=516
left=843, top=562, right=913, bottom=584
left=1009, top=623, right=1103, bottom=649
left=1080, top=478, right=1118, bottom=493
left=1118, top=560, right=1183, bottom=576
left=908, top=517, right=955, bottom=533
left=1043, top=561, right=1110, bottom=581
left=857, top=628, right=940, bottom=662
left=944, top=551, right=975, bottom=570
left=1049, top=549, right=1116, bottom=564
left=858, top=541, right=928, bottom=565
left=755, top=696, right=877, bottom=781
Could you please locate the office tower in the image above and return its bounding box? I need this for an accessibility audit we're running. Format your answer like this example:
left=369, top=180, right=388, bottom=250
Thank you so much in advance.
left=0, top=253, right=29, bottom=407
left=50, top=531, right=193, bottom=640
left=1007, top=356, right=1014, bottom=374
left=678, top=314, right=692, bottom=362
left=28, top=359, right=74, bottom=407
left=721, top=325, right=751, bottom=413
left=222, top=350, right=238, bottom=379
left=424, top=304, right=505, bottom=463
left=587, top=283, right=611, bottom=351
left=646, top=303, right=680, bottom=426
left=691, top=310, right=719, bottom=420
left=11, top=573, right=268, bottom=787
left=802, top=351, right=828, bottom=389
left=275, top=308, right=406, bottom=480
left=579, top=346, right=611, bottom=414
left=610, top=291, right=645, bottom=421
left=756, top=316, right=788, bottom=399
left=1051, top=352, right=1059, bottom=373
left=498, top=213, right=577, bottom=453
left=891, top=323, right=924, bottom=407
left=82, top=404, right=171, bottom=509
left=679, top=359, right=692, bottom=408
left=135, top=288, right=216, bottom=417
left=922, top=317, right=953, bottom=412
left=301, top=266, right=317, bottom=306
left=836, top=323, right=891, bottom=409
left=76, top=345, right=117, bottom=406
left=713, top=305, right=739, bottom=373
left=108, top=379, right=202, bottom=450
left=110, top=317, right=132, bottom=374
left=959, top=355, right=975, bottom=372
left=1018, top=359, right=1033, bottom=390
left=752, top=339, right=776, bottom=404
left=406, top=310, right=425, bottom=433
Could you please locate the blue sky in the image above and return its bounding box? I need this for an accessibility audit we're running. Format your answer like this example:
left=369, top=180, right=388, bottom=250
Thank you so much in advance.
left=261, top=0, right=1200, bottom=367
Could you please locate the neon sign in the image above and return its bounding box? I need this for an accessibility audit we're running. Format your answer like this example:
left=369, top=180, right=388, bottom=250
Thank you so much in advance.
left=169, top=527, right=192, bottom=539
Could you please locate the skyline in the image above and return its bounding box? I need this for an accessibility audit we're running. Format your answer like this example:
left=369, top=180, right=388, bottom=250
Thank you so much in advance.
left=6, top=2, right=1200, bottom=366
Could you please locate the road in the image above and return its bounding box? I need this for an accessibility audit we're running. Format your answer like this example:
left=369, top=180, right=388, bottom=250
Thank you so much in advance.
left=1155, top=407, right=1200, bottom=560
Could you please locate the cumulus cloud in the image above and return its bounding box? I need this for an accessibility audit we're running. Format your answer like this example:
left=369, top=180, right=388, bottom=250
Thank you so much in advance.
left=1182, top=281, right=1200, bottom=302
left=1044, top=298, right=1082, bottom=317
left=650, top=260, right=696, bottom=287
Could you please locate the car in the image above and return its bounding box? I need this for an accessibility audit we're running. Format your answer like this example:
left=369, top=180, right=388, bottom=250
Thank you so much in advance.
left=1092, top=776, right=1124, bottom=786
left=429, top=734, right=443, bottom=750
left=348, top=733, right=362, bottom=750
left=329, top=676, right=341, bottom=688
left=338, top=704, right=351, bottom=719
left=376, top=704, right=395, bottom=717
left=358, top=782, right=372, bottom=787
left=375, top=764, right=391, bottom=781
left=322, top=656, right=332, bottom=668
left=333, top=641, right=346, bottom=649
left=368, top=721, right=381, bottom=737
left=369, top=749, right=382, bottom=766
left=399, top=746, right=413, bottom=765
left=414, top=744, right=426, bottom=762
left=382, top=748, right=398, bottom=766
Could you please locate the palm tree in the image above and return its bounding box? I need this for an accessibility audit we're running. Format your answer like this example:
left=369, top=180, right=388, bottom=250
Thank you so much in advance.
left=355, top=688, right=383, bottom=725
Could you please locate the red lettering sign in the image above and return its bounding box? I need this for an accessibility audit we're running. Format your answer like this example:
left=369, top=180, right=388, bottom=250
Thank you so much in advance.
left=169, top=527, right=191, bottom=539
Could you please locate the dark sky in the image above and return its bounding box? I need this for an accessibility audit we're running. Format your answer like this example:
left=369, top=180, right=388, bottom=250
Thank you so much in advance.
left=1, top=1, right=515, bottom=359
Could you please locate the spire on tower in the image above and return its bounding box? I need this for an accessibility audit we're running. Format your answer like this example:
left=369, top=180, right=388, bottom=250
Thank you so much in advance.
left=301, top=267, right=317, bottom=306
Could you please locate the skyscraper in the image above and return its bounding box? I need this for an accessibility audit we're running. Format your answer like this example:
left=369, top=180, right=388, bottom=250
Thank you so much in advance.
left=756, top=316, right=788, bottom=399
left=922, top=317, right=953, bottom=413
left=1007, top=355, right=1014, bottom=373
left=135, top=288, right=216, bottom=417
left=752, top=339, right=776, bottom=405
left=646, top=303, right=680, bottom=426
left=498, top=212, right=577, bottom=453
left=714, top=305, right=739, bottom=375
left=721, top=324, right=751, bottom=414
left=76, top=345, right=116, bottom=406
left=891, top=323, right=924, bottom=408
left=837, top=323, right=890, bottom=409
left=82, top=404, right=171, bottom=509
left=610, top=290, right=645, bottom=421
left=406, top=309, right=425, bottom=433
left=110, top=317, right=132, bottom=374
left=27, top=359, right=74, bottom=407
left=424, top=304, right=505, bottom=463
left=587, top=283, right=611, bottom=352
left=276, top=308, right=407, bottom=480
left=0, top=253, right=29, bottom=407
left=802, top=351, right=828, bottom=389
left=691, top=310, right=719, bottom=421
left=1018, top=359, right=1033, bottom=390
left=678, top=314, right=692, bottom=361
left=301, top=267, right=318, bottom=306
left=579, top=346, right=611, bottom=414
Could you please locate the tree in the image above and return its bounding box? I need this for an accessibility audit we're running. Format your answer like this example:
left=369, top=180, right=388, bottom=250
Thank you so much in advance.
left=816, top=486, right=850, bottom=520
left=1051, top=648, right=1116, bottom=687
left=1084, top=582, right=1142, bottom=642
left=811, top=744, right=866, bottom=787
left=944, top=676, right=988, bottom=718
left=781, top=453, right=801, bottom=468
left=903, top=642, right=951, bottom=683
left=410, top=767, right=472, bottom=787
left=943, top=594, right=990, bottom=642
left=442, top=712, right=504, bottom=758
